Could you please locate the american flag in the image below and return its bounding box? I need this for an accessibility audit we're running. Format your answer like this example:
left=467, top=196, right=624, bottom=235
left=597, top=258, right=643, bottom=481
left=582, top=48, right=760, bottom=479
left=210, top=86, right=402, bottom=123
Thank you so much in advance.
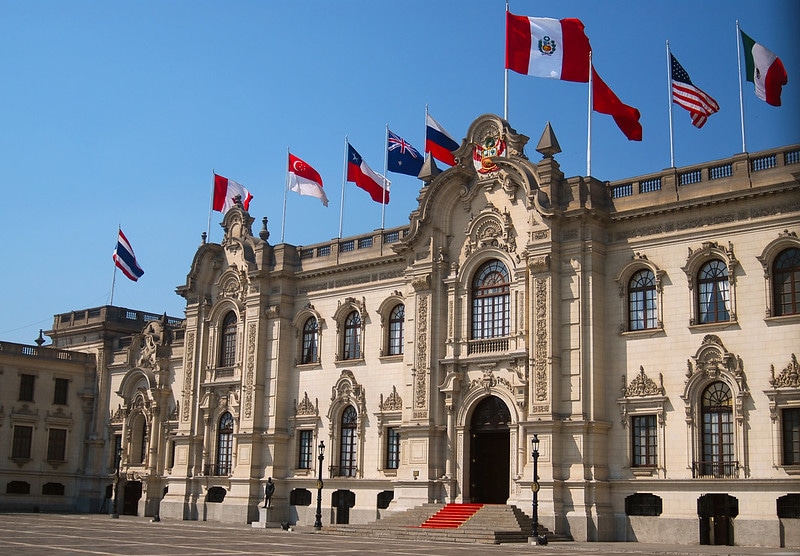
left=671, top=53, right=719, bottom=129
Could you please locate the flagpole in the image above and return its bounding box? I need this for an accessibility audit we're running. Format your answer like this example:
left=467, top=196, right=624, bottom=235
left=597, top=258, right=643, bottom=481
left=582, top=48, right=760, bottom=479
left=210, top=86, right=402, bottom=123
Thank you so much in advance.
left=339, top=136, right=348, bottom=239
left=109, top=226, right=119, bottom=306
left=207, top=170, right=215, bottom=242
left=735, top=20, right=747, bottom=153
left=586, top=52, right=593, bottom=177
left=281, top=147, right=289, bottom=244
left=667, top=41, right=675, bottom=168
left=381, top=125, right=388, bottom=230
left=504, top=0, right=509, bottom=120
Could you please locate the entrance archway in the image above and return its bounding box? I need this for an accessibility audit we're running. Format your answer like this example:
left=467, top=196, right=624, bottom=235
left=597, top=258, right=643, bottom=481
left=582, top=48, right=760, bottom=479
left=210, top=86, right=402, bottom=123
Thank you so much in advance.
left=698, top=493, right=738, bottom=545
left=123, top=481, right=142, bottom=516
left=469, top=395, right=510, bottom=503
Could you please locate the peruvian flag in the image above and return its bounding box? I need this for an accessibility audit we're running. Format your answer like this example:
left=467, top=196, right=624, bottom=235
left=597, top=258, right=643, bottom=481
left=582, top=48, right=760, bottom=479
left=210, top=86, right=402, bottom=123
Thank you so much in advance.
left=288, top=153, right=328, bottom=206
left=741, top=30, right=788, bottom=106
left=592, top=67, right=642, bottom=141
left=505, top=12, right=591, bottom=82
left=213, top=174, right=253, bottom=213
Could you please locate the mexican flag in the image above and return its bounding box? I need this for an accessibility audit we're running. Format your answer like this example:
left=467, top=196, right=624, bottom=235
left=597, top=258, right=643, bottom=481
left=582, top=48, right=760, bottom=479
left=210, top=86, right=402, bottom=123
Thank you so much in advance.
left=741, top=30, right=788, bottom=106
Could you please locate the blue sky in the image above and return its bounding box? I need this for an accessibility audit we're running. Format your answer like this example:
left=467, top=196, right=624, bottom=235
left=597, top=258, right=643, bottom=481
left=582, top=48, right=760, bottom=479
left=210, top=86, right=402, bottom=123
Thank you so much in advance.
left=1, top=0, right=798, bottom=345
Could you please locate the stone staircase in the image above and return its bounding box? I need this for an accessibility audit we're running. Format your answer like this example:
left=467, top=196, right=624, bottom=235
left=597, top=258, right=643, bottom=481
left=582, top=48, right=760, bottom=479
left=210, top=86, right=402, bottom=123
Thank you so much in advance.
left=317, top=503, right=570, bottom=545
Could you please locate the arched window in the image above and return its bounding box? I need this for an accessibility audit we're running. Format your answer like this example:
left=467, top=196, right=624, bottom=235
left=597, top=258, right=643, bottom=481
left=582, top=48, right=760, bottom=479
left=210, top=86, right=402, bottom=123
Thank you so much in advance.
left=216, top=412, right=234, bottom=475
left=699, top=382, right=734, bottom=478
left=219, top=312, right=238, bottom=367
left=773, top=247, right=800, bottom=316
left=342, top=311, right=361, bottom=360
left=301, top=317, right=319, bottom=364
left=339, top=406, right=358, bottom=477
left=387, top=304, right=404, bottom=356
left=628, top=269, right=657, bottom=330
left=697, top=260, right=730, bottom=324
left=471, top=260, right=510, bottom=339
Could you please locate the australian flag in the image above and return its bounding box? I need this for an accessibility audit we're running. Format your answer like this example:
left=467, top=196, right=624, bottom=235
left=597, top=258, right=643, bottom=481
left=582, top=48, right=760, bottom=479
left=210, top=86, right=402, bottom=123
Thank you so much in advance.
left=387, top=129, right=424, bottom=177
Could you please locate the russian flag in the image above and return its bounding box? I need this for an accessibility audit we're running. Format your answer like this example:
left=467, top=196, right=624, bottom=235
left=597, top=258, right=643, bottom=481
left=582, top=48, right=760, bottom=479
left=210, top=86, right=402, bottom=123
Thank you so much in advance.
left=113, top=229, right=144, bottom=282
left=425, top=113, right=459, bottom=166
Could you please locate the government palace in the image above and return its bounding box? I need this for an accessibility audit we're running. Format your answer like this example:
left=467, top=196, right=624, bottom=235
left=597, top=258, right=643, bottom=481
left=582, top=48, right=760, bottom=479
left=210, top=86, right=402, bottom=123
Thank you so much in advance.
left=1, top=114, right=798, bottom=548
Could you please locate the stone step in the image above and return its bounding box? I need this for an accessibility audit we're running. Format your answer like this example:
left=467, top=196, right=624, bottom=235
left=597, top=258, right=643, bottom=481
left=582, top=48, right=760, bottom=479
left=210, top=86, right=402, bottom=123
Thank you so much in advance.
left=319, top=503, right=572, bottom=545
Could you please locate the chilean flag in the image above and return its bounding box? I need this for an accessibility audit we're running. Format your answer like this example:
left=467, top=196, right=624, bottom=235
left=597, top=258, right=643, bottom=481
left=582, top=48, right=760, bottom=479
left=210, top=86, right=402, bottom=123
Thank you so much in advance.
left=425, top=113, right=459, bottom=166
left=113, top=229, right=144, bottom=282
left=347, top=143, right=390, bottom=204
left=213, top=173, right=253, bottom=213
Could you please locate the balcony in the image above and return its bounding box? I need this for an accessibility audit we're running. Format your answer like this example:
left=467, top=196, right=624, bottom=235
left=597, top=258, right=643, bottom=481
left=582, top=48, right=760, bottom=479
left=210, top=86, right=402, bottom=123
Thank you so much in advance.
left=466, top=336, right=511, bottom=355
left=692, top=460, right=739, bottom=479
left=328, top=465, right=358, bottom=478
left=203, top=463, right=231, bottom=476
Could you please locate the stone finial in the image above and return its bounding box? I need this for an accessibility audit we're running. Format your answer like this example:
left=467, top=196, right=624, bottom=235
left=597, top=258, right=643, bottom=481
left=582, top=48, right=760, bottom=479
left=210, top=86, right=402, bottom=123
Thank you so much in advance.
left=417, top=153, right=441, bottom=184
left=535, top=122, right=561, bottom=158
left=259, top=217, right=270, bottom=242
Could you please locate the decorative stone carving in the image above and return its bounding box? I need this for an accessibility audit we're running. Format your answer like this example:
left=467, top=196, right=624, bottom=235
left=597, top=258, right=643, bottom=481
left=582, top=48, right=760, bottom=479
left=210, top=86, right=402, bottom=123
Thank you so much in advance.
left=295, top=392, right=318, bottom=416
left=329, top=370, right=366, bottom=420
left=244, top=322, right=256, bottom=419
left=462, top=203, right=517, bottom=259
left=182, top=331, right=195, bottom=422
left=379, top=386, right=403, bottom=412
left=533, top=277, right=548, bottom=403
left=414, top=295, right=429, bottom=413
left=770, top=354, right=800, bottom=389
left=622, top=366, right=665, bottom=397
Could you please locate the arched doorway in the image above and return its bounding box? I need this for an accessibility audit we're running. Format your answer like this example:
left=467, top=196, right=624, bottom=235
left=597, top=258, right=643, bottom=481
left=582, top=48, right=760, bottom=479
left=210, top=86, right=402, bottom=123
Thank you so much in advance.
left=698, top=493, right=738, bottom=545
left=469, top=395, right=511, bottom=503
left=123, top=480, right=142, bottom=516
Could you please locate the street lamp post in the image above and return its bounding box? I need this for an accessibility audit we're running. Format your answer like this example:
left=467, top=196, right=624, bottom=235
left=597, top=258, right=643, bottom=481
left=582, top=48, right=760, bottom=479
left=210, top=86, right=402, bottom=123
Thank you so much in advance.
left=313, top=441, right=325, bottom=530
left=111, top=445, right=122, bottom=519
left=531, top=434, right=546, bottom=545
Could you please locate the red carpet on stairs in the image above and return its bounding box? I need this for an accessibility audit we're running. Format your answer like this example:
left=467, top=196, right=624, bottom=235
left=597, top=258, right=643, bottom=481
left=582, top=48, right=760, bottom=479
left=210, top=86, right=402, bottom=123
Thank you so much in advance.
left=418, top=503, right=484, bottom=529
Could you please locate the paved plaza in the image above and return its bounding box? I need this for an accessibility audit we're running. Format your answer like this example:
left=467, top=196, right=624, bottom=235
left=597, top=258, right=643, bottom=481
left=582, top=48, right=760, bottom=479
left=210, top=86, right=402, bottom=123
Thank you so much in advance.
left=0, top=513, right=797, bottom=556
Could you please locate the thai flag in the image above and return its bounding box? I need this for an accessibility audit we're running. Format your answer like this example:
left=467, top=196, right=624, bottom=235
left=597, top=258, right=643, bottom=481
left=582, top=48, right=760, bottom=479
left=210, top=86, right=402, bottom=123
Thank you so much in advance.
left=425, top=113, right=459, bottom=166
left=113, top=229, right=144, bottom=282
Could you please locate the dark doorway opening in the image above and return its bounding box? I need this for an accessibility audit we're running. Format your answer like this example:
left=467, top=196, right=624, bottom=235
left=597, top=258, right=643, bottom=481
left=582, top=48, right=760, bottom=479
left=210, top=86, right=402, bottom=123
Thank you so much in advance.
left=123, top=481, right=142, bottom=516
left=332, top=489, right=355, bottom=524
left=698, top=493, right=738, bottom=546
left=469, top=396, right=511, bottom=504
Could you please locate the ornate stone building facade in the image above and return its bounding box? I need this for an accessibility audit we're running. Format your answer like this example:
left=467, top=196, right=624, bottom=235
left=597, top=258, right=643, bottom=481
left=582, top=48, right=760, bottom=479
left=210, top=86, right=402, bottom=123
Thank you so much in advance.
left=23, top=114, right=800, bottom=547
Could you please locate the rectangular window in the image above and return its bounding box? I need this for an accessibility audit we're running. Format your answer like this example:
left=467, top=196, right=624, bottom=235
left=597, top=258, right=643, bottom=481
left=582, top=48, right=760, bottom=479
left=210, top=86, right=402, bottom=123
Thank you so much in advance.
left=12, top=425, right=33, bottom=459
left=783, top=407, right=800, bottom=465
left=53, top=378, right=69, bottom=405
left=298, top=430, right=313, bottom=469
left=386, top=427, right=400, bottom=469
left=631, top=415, right=657, bottom=467
left=47, top=428, right=67, bottom=461
left=19, top=374, right=35, bottom=402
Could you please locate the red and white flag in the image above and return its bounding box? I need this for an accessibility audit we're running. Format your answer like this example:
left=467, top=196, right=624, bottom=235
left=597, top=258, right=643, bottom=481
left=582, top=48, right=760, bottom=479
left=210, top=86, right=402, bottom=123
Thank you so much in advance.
left=213, top=173, right=253, bottom=213
left=347, top=143, right=390, bottom=204
left=592, top=67, right=643, bottom=141
left=288, top=154, right=328, bottom=206
left=505, top=12, right=591, bottom=82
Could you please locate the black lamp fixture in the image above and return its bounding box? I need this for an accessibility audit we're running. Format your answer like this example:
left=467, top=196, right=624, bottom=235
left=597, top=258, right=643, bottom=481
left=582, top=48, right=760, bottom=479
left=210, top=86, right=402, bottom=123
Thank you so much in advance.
left=531, top=434, right=546, bottom=545
left=313, top=441, right=325, bottom=530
